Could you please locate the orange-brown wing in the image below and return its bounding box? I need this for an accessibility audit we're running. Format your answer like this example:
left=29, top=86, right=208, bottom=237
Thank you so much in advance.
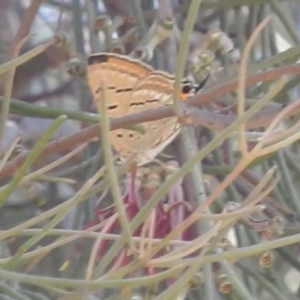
left=86, top=53, right=195, bottom=165
left=87, top=52, right=154, bottom=118
left=110, top=72, right=181, bottom=165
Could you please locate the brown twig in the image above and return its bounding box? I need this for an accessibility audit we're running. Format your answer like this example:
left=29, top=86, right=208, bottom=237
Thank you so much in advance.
left=8, top=2, right=68, bottom=96
left=7, top=0, right=43, bottom=60
left=1, top=63, right=300, bottom=180
left=0, top=0, right=44, bottom=147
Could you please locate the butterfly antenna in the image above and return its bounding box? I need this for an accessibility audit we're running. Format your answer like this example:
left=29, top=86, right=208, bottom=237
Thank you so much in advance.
left=195, top=74, right=210, bottom=93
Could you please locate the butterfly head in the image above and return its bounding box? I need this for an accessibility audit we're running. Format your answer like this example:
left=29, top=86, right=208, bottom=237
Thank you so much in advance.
left=180, top=76, right=198, bottom=100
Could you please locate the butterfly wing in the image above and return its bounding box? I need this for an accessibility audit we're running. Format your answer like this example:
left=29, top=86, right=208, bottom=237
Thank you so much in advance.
left=111, top=71, right=180, bottom=165
left=87, top=52, right=154, bottom=118
left=87, top=53, right=195, bottom=165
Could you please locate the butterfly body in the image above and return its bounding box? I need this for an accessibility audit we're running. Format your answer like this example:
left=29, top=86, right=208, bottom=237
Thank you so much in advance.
left=87, top=53, right=195, bottom=166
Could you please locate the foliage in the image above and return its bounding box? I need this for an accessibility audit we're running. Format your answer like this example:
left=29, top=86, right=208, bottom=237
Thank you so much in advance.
left=1, top=0, right=300, bottom=299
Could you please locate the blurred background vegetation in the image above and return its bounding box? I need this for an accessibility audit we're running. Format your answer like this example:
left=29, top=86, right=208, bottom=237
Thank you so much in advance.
left=2, top=0, right=300, bottom=299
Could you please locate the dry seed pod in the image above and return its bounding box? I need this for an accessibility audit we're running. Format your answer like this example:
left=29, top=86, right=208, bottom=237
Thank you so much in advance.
left=188, top=272, right=203, bottom=290
left=133, top=46, right=153, bottom=61
left=94, top=14, right=110, bottom=31
left=67, top=58, right=87, bottom=77
left=259, top=251, right=273, bottom=268
left=133, top=17, right=174, bottom=61
left=52, top=32, right=69, bottom=47
left=109, top=39, right=125, bottom=54
left=217, top=274, right=233, bottom=294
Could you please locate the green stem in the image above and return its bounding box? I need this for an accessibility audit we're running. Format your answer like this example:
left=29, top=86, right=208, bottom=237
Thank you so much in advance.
left=0, top=43, right=51, bottom=76
left=0, top=115, right=67, bottom=208
left=97, top=77, right=135, bottom=255
left=0, top=70, right=16, bottom=153
left=173, top=0, right=203, bottom=114
left=0, top=282, right=31, bottom=300
left=221, top=261, right=253, bottom=300
left=3, top=161, right=106, bottom=270
left=0, top=265, right=183, bottom=290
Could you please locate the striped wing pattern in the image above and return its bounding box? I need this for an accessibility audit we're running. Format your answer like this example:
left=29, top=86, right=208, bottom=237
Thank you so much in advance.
left=87, top=53, right=194, bottom=165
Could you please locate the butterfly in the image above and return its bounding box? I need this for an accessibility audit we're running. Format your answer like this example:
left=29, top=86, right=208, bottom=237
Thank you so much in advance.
left=86, top=53, right=198, bottom=166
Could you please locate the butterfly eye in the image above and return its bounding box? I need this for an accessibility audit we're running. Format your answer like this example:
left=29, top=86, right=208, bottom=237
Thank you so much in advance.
left=181, top=80, right=196, bottom=94
left=181, top=75, right=196, bottom=95
left=181, top=83, right=194, bottom=94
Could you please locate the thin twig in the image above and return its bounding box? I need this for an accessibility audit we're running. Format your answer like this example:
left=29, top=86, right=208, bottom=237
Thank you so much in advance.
left=0, top=0, right=43, bottom=151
